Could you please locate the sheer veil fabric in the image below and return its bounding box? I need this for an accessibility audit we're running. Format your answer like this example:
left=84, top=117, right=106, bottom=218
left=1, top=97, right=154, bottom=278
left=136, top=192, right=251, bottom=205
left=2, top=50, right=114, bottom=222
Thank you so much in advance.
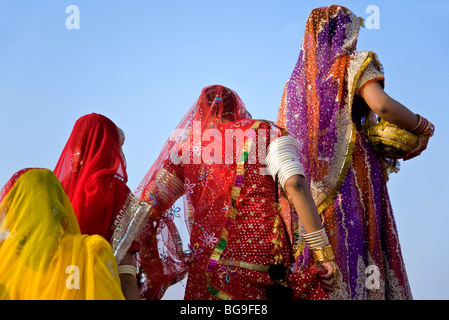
left=134, top=85, right=328, bottom=300
left=0, top=168, right=125, bottom=300
left=277, top=6, right=412, bottom=299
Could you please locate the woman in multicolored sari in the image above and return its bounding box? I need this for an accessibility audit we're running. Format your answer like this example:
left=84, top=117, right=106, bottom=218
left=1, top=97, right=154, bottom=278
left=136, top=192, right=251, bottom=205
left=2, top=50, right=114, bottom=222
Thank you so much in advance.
left=277, top=5, right=434, bottom=299
left=129, top=85, right=336, bottom=300
left=0, top=168, right=125, bottom=300
left=54, top=113, right=150, bottom=299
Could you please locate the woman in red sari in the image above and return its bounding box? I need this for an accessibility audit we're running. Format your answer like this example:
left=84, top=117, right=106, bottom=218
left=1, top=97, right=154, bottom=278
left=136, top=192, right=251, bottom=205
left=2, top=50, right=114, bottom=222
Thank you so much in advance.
left=54, top=113, right=150, bottom=299
left=132, top=85, right=335, bottom=300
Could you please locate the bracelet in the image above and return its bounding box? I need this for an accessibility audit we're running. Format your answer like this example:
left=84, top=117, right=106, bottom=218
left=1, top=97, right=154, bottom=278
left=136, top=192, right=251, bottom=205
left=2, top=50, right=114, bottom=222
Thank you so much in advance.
left=312, top=245, right=335, bottom=263
left=118, top=265, right=137, bottom=277
left=411, top=114, right=435, bottom=137
left=266, top=135, right=305, bottom=189
left=302, top=228, right=329, bottom=249
left=303, top=229, right=335, bottom=263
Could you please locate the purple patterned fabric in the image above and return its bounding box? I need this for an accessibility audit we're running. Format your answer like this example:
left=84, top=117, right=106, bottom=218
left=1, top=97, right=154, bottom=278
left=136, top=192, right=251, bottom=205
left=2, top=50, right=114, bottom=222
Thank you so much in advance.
left=277, top=5, right=412, bottom=299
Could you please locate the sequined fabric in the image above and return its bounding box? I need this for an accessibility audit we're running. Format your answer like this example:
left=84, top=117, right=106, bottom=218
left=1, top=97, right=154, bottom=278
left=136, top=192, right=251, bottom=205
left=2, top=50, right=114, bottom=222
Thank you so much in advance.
left=182, top=120, right=325, bottom=300
left=323, top=129, right=412, bottom=299
left=134, top=86, right=328, bottom=300
left=277, top=5, right=412, bottom=299
left=54, top=114, right=147, bottom=263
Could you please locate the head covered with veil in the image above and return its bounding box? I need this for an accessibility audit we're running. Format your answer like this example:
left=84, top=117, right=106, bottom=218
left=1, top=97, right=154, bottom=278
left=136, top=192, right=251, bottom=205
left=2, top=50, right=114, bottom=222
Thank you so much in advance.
left=277, top=5, right=375, bottom=213
left=135, top=84, right=253, bottom=205
left=133, top=85, right=262, bottom=299
left=276, top=5, right=417, bottom=300
left=0, top=168, right=124, bottom=299
left=54, top=113, right=129, bottom=240
left=135, top=83, right=334, bottom=300
left=136, top=85, right=251, bottom=187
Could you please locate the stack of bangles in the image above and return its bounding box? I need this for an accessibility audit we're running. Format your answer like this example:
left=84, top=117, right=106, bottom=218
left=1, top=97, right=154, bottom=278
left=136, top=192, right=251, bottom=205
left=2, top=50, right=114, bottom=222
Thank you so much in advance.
left=118, top=265, right=137, bottom=278
left=265, top=135, right=305, bottom=189
left=411, top=114, right=435, bottom=138
left=302, top=228, right=335, bottom=264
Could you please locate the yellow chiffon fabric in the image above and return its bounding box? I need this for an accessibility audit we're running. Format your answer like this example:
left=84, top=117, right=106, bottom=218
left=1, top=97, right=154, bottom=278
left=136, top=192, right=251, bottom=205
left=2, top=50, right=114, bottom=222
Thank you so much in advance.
left=0, top=168, right=125, bottom=300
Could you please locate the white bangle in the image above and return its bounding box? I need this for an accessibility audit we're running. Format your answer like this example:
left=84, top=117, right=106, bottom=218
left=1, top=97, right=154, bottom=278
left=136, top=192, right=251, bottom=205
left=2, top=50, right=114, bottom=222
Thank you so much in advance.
left=302, top=228, right=330, bottom=249
left=118, top=265, right=137, bottom=277
left=266, top=135, right=305, bottom=189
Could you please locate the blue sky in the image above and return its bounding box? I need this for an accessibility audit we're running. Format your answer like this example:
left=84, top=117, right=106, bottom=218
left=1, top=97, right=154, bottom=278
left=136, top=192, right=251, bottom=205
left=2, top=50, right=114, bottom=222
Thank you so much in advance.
left=1, top=0, right=448, bottom=300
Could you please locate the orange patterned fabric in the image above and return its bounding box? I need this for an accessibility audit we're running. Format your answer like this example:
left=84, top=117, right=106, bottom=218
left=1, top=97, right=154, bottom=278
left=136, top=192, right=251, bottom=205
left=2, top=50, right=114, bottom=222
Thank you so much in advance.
left=277, top=5, right=412, bottom=299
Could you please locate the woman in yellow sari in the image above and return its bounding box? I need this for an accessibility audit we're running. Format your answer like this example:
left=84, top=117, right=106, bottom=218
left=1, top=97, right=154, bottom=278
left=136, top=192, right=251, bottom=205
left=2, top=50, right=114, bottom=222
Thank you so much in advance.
left=0, top=168, right=125, bottom=300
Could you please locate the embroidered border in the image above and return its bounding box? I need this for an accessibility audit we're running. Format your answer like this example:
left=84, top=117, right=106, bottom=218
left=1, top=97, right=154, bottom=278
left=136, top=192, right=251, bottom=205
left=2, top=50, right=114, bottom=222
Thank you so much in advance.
left=205, top=120, right=262, bottom=300
left=111, top=193, right=151, bottom=264
left=316, top=51, right=378, bottom=214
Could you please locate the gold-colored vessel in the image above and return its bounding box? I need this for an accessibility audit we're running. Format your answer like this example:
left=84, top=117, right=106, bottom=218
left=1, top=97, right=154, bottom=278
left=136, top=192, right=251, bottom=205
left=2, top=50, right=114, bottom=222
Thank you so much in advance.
left=366, top=118, right=419, bottom=159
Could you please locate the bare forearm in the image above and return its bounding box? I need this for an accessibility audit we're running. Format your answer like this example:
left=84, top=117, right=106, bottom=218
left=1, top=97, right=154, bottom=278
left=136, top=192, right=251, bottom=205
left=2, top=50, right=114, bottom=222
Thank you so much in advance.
left=375, top=96, right=418, bottom=130
left=284, top=175, right=322, bottom=233
left=284, top=175, right=336, bottom=288
left=361, top=82, right=419, bottom=130
left=119, top=252, right=141, bottom=300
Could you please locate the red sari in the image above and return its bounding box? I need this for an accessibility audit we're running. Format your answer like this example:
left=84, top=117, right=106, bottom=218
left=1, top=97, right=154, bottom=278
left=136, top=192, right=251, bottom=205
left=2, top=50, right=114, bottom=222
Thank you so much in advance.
left=134, top=85, right=328, bottom=300
left=54, top=113, right=143, bottom=260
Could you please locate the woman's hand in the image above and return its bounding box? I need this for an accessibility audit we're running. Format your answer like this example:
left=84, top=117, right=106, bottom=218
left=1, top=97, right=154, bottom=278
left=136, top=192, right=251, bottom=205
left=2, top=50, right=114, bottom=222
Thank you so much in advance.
left=316, top=262, right=335, bottom=291
left=404, top=135, right=429, bottom=161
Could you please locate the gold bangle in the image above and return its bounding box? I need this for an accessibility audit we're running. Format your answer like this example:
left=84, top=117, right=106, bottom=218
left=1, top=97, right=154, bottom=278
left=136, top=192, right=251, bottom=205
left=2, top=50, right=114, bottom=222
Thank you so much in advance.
left=312, top=245, right=335, bottom=263
left=411, top=114, right=423, bottom=132
left=411, top=114, right=435, bottom=137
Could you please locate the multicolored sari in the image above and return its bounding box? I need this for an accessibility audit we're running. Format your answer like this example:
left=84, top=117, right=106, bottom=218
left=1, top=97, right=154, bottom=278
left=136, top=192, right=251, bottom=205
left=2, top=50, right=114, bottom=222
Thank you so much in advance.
left=277, top=5, right=412, bottom=299
left=54, top=113, right=149, bottom=263
left=0, top=168, right=125, bottom=300
left=134, top=85, right=328, bottom=300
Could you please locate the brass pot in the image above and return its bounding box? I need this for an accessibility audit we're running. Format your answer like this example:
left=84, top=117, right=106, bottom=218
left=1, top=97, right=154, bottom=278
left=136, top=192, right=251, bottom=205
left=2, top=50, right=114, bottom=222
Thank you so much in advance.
left=366, top=118, right=418, bottom=159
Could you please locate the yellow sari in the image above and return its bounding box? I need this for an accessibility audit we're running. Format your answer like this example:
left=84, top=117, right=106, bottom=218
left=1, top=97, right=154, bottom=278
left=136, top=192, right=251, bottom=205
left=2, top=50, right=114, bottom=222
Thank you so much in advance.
left=0, top=168, right=125, bottom=300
